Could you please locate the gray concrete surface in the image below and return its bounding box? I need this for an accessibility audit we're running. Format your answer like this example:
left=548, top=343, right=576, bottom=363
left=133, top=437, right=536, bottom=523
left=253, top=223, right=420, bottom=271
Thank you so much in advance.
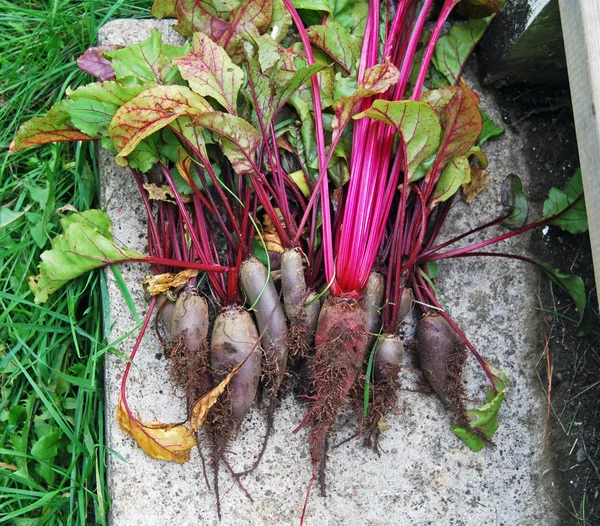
left=100, top=19, right=560, bottom=526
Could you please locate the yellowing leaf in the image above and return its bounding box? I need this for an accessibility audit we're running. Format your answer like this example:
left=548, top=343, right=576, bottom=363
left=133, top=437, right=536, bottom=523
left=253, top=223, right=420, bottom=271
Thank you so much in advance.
left=142, top=269, right=199, bottom=296
left=463, top=166, right=489, bottom=203
left=108, top=85, right=212, bottom=165
left=116, top=398, right=196, bottom=464
left=190, top=360, right=244, bottom=431
left=288, top=170, right=310, bottom=198
left=10, top=101, right=95, bottom=152
left=142, top=183, right=192, bottom=204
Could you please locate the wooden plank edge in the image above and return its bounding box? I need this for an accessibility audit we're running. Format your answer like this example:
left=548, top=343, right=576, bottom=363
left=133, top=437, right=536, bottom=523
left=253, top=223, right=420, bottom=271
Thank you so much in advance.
left=558, top=0, right=600, bottom=309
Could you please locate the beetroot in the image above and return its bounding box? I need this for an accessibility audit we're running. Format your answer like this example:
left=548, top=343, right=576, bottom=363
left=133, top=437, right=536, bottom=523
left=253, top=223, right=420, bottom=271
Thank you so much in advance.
left=210, top=307, right=261, bottom=425
left=298, top=296, right=368, bottom=490
left=239, top=257, right=289, bottom=396
left=416, top=313, right=468, bottom=424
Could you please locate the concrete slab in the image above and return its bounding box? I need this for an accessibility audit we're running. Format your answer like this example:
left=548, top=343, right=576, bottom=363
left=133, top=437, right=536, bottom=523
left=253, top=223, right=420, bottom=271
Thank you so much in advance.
left=100, top=19, right=561, bottom=526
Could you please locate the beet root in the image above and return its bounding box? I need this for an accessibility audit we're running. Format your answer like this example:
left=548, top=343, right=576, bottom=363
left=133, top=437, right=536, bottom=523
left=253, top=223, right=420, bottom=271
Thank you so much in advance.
left=156, top=293, right=176, bottom=339
left=415, top=313, right=468, bottom=424
left=300, top=296, right=368, bottom=485
left=396, top=288, right=414, bottom=327
left=171, top=291, right=209, bottom=352
left=362, top=334, right=404, bottom=451
left=363, top=272, right=385, bottom=340
left=374, top=334, right=404, bottom=383
left=239, top=257, right=288, bottom=396
left=281, top=248, right=321, bottom=359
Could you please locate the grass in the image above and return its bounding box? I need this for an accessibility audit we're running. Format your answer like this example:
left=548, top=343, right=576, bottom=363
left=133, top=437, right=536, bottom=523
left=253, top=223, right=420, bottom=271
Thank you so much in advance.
left=1, top=1, right=152, bottom=523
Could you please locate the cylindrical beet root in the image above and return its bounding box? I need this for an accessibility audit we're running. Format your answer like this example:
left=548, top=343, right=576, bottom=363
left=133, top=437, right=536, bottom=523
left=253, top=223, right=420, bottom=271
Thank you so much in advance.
left=281, top=248, right=307, bottom=324
left=281, top=248, right=320, bottom=353
left=363, top=272, right=385, bottom=339
left=210, top=307, right=261, bottom=425
left=171, top=291, right=209, bottom=352
left=374, top=334, right=404, bottom=383
left=415, top=313, right=468, bottom=422
left=304, top=297, right=368, bottom=469
left=239, top=257, right=288, bottom=395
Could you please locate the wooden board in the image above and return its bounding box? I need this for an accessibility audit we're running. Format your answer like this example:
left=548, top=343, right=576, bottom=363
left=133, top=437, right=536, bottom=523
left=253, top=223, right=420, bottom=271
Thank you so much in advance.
left=559, top=0, right=600, bottom=306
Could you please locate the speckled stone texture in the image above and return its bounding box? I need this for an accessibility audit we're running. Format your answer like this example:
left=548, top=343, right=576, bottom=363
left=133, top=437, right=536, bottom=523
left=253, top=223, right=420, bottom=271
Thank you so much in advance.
left=99, top=19, right=560, bottom=526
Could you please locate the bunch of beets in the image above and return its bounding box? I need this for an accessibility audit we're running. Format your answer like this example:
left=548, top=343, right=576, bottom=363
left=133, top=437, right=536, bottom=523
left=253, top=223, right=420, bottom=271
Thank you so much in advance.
left=12, top=0, right=587, bottom=518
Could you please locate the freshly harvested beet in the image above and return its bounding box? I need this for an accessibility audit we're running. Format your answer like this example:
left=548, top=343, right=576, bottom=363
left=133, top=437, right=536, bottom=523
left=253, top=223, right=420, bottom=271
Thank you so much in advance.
left=396, top=288, right=414, bottom=326
left=281, top=248, right=320, bottom=354
left=239, top=257, right=288, bottom=395
left=210, top=307, right=261, bottom=425
left=373, top=334, right=404, bottom=383
left=156, top=293, right=176, bottom=338
left=363, top=272, right=385, bottom=339
left=299, top=296, right=368, bottom=488
left=171, top=291, right=209, bottom=352
left=415, top=313, right=468, bottom=423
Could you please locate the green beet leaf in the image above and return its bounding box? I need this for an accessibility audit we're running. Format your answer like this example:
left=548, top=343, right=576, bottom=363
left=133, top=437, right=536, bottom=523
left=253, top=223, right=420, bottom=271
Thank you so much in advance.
left=536, top=260, right=586, bottom=324
left=355, top=99, right=442, bottom=181
left=104, top=29, right=188, bottom=85
left=307, top=21, right=360, bottom=74
left=10, top=101, right=95, bottom=152
left=432, top=155, right=471, bottom=204
left=542, top=169, right=588, bottom=234
left=174, top=32, right=244, bottom=115
left=432, top=18, right=490, bottom=85
left=478, top=108, right=504, bottom=145
left=67, top=81, right=152, bottom=138
left=501, top=174, right=528, bottom=229
left=29, top=210, right=144, bottom=304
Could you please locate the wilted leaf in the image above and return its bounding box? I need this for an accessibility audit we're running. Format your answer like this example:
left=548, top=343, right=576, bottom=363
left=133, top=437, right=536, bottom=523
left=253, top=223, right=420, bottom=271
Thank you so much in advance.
left=452, top=363, right=508, bottom=451
left=108, top=86, right=212, bottom=165
left=174, top=32, right=244, bottom=115
left=307, top=22, right=360, bottom=73
left=432, top=155, right=470, bottom=204
left=190, top=360, right=245, bottom=431
left=355, top=100, right=441, bottom=180
left=143, top=269, right=199, bottom=295
left=501, top=174, right=528, bottom=229
left=432, top=18, right=489, bottom=85
left=542, top=169, right=588, bottom=234
left=29, top=210, right=144, bottom=304
left=76, top=45, right=123, bottom=80
left=142, top=183, right=191, bottom=204
left=117, top=397, right=195, bottom=463
left=10, top=101, right=95, bottom=152
left=462, top=165, right=489, bottom=203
